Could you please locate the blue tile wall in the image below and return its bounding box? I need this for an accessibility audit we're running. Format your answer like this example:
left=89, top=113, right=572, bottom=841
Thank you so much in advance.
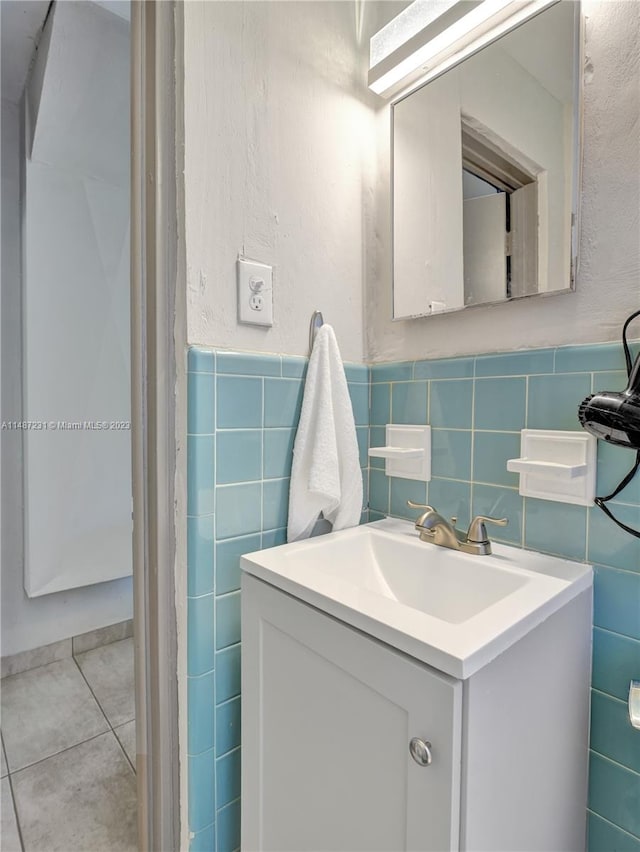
left=187, top=347, right=369, bottom=851
left=369, top=342, right=640, bottom=848
left=189, top=342, right=640, bottom=849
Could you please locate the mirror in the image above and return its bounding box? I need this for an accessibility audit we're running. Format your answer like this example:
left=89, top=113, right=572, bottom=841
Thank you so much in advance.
left=392, top=2, right=581, bottom=319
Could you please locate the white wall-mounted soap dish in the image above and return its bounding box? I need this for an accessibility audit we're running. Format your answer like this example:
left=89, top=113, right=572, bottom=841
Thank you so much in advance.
left=368, top=425, right=431, bottom=481
left=507, top=429, right=597, bottom=506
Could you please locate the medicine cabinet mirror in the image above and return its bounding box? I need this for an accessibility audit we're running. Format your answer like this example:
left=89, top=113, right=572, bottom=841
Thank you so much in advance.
left=392, top=1, right=582, bottom=319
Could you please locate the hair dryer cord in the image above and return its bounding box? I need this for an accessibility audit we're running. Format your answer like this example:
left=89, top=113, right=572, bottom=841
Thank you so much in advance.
left=594, top=307, right=640, bottom=539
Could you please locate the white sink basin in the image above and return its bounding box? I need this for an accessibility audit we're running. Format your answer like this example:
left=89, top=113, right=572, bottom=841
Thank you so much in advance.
left=241, top=517, right=592, bottom=678
left=290, top=528, right=528, bottom=624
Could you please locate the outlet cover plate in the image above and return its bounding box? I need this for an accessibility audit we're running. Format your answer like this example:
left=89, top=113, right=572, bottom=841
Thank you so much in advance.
left=237, top=257, right=273, bottom=327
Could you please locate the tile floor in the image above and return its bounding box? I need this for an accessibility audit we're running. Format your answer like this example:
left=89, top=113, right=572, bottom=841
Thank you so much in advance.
left=1, top=638, right=137, bottom=851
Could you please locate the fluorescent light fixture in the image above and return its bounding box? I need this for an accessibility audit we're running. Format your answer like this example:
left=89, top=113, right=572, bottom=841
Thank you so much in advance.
left=370, top=0, right=463, bottom=67
left=368, top=0, right=559, bottom=99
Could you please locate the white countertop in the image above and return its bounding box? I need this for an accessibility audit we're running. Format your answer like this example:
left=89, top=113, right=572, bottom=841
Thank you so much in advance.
left=241, top=517, right=593, bottom=679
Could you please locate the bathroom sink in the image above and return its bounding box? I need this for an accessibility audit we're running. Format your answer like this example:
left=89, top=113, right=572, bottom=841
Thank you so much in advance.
left=241, top=517, right=592, bottom=678
left=278, top=527, right=528, bottom=624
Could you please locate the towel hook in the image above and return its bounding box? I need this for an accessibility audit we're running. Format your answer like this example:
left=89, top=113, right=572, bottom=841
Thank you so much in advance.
left=309, top=310, right=324, bottom=355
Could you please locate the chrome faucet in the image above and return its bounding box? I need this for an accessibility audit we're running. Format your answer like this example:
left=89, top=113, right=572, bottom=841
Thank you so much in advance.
left=407, top=501, right=508, bottom=556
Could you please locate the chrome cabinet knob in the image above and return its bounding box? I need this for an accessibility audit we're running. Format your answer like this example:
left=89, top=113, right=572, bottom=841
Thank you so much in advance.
left=409, top=737, right=433, bottom=766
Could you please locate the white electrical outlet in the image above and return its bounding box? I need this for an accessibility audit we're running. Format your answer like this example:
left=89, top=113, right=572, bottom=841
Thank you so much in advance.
left=237, top=258, right=273, bottom=326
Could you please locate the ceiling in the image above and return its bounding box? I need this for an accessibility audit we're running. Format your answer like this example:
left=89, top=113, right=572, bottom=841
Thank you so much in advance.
left=1, top=0, right=130, bottom=105
left=92, top=0, right=130, bottom=21
left=500, top=2, right=576, bottom=105
left=1, top=0, right=50, bottom=103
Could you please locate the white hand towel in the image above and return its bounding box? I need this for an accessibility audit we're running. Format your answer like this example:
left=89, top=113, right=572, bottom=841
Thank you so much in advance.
left=287, top=325, right=363, bottom=542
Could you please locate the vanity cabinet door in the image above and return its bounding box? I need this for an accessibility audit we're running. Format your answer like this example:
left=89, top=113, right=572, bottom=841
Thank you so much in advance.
left=242, top=575, right=462, bottom=852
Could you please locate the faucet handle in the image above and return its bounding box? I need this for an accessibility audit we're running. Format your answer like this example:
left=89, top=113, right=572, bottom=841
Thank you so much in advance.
left=407, top=501, right=434, bottom=511
left=407, top=501, right=437, bottom=533
left=467, top=515, right=508, bottom=543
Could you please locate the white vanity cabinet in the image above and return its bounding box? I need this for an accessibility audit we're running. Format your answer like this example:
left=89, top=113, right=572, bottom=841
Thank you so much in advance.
left=242, top=574, right=462, bottom=852
left=242, top=571, right=592, bottom=852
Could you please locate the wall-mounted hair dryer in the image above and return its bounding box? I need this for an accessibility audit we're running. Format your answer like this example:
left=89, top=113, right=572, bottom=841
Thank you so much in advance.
left=578, top=353, right=640, bottom=449
left=577, top=307, right=640, bottom=538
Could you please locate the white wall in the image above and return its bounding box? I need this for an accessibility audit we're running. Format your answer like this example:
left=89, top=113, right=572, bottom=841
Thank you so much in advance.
left=458, top=41, right=571, bottom=295
left=1, top=97, right=132, bottom=657
left=22, top=0, right=132, bottom=598
left=367, top=0, right=640, bottom=362
left=183, top=0, right=382, bottom=361
left=393, top=71, right=465, bottom=316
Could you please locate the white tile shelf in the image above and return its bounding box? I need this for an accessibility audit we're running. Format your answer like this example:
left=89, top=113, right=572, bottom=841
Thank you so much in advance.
left=507, top=429, right=597, bottom=507
left=506, top=459, right=588, bottom=479
left=368, top=447, right=424, bottom=459
left=368, top=425, right=431, bottom=481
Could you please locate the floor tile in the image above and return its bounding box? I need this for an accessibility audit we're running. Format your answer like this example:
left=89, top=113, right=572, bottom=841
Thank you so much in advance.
left=1, top=777, right=21, bottom=852
left=75, top=638, right=135, bottom=728
left=12, top=732, right=137, bottom=852
left=1, top=659, right=108, bottom=772
left=114, top=721, right=136, bottom=770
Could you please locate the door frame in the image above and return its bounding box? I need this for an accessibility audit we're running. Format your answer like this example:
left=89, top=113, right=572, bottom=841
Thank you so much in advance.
left=131, top=1, right=186, bottom=849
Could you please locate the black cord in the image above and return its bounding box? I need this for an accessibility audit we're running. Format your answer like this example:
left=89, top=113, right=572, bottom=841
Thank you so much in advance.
left=594, top=493, right=640, bottom=539
left=593, top=308, right=640, bottom=539
left=621, top=307, right=640, bottom=375
left=598, top=449, right=640, bottom=503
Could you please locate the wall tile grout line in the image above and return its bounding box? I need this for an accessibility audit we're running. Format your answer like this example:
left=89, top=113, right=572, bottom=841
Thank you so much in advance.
left=590, top=686, right=634, bottom=706
left=592, top=561, right=640, bottom=576
left=593, top=624, right=640, bottom=643
left=587, top=809, right=640, bottom=842
left=589, top=748, right=640, bottom=779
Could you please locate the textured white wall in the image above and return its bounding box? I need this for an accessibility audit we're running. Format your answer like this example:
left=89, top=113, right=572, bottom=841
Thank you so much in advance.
left=366, top=0, right=640, bottom=361
left=184, top=2, right=639, bottom=364
left=183, top=0, right=382, bottom=361
left=1, top=99, right=133, bottom=656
